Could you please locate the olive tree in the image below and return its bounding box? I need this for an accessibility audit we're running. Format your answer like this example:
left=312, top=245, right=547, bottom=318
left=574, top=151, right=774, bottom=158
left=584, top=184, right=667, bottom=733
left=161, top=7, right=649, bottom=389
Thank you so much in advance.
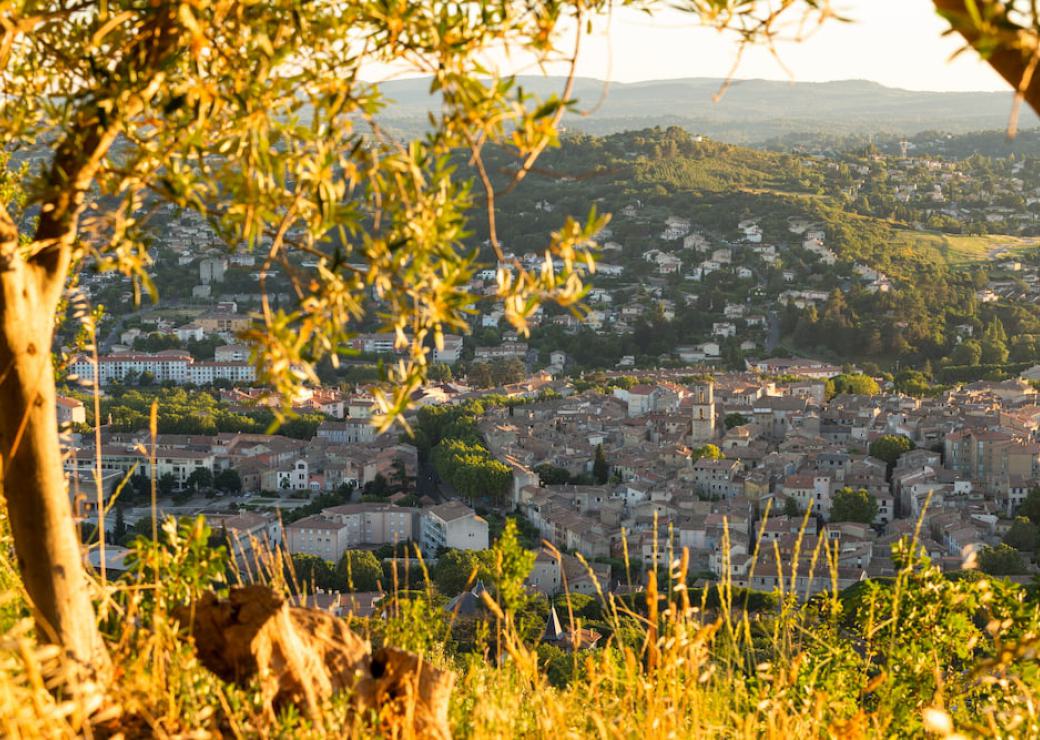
left=0, top=0, right=627, bottom=669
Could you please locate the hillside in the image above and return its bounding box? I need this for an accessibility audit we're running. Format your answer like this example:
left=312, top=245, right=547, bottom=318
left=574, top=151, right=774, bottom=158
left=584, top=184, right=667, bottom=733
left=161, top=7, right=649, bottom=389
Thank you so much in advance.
left=451, top=127, right=1040, bottom=376
left=376, top=76, right=1039, bottom=142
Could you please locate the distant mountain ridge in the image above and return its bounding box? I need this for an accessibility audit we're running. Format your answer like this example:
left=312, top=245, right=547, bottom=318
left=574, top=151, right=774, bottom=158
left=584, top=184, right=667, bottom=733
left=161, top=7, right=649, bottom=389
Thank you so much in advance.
left=376, top=76, right=1037, bottom=143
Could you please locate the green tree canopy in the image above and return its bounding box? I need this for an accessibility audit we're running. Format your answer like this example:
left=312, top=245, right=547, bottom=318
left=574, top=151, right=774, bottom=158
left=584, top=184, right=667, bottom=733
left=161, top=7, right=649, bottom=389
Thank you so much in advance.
left=292, top=554, right=339, bottom=592
left=432, top=549, right=485, bottom=597
left=158, top=473, right=178, bottom=498
left=534, top=463, right=573, bottom=486
left=826, top=373, right=880, bottom=399
left=692, top=444, right=724, bottom=462
left=340, top=550, right=383, bottom=593
left=1003, top=517, right=1038, bottom=557
left=830, top=487, right=878, bottom=524
left=592, top=444, right=609, bottom=485
left=951, top=339, right=982, bottom=366
left=186, top=467, right=213, bottom=492
left=869, top=434, right=914, bottom=467
left=214, top=468, right=243, bottom=494
left=977, top=544, right=1028, bottom=576
left=724, top=413, right=750, bottom=430
left=1017, top=487, right=1040, bottom=525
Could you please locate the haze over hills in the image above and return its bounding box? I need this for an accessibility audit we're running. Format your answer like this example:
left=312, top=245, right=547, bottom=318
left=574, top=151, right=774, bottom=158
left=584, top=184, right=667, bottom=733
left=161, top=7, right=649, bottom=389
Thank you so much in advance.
left=377, top=76, right=1038, bottom=143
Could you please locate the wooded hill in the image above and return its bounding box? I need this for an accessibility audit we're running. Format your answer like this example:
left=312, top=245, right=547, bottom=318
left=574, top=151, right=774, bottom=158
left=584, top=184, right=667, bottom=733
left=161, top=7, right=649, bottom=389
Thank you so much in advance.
left=465, top=127, right=1040, bottom=379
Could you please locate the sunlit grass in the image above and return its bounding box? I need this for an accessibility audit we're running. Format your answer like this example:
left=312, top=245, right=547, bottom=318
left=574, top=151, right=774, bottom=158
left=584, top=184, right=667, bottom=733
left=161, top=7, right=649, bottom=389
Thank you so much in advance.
left=892, top=230, right=1040, bottom=267
left=0, top=496, right=1036, bottom=738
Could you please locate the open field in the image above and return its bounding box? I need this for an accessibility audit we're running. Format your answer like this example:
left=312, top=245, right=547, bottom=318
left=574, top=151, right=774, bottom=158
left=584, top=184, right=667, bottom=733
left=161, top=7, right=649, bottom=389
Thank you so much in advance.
left=892, top=230, right=1040, bottom=266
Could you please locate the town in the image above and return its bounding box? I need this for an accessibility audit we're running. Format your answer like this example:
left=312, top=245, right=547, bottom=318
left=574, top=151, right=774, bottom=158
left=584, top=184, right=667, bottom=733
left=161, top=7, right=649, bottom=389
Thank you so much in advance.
left=63, top=351, right=1040, bottom=626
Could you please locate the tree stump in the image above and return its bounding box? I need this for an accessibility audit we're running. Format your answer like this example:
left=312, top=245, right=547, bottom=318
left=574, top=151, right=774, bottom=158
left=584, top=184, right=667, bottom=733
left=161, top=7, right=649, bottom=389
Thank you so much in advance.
left=178, top=585, right=453, bottom=738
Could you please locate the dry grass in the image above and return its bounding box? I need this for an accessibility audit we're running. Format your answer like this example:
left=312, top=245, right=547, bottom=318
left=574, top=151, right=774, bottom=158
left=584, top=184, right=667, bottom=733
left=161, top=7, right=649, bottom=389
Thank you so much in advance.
left=0, top=500, right=1036, bottom=739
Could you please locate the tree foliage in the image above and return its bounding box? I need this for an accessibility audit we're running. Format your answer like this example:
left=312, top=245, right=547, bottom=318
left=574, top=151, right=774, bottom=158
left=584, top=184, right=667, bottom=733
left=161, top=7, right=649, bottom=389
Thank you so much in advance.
left=592, top=444, right=610, bottom=485
left=291, top=554, right=339, bottom=592
left=1017, top=487, right=1040, bottom=525
left=340, top=550, right=383, bottom=592
left=432, top=439, right=513, bottom=505
left=977, top=544, right=1028, bottom=576
left=830, top=487, right=878, bottom=524
left=432, top=549, right=485, bottom=596
left=214, top=468, right=242, bottom=494
left=826, top=373, right=880, bottom=399
left=692, top=444, right=723, bottom=462
left=723, top=413, right=749, bottom=430
left=1003, top=517, right=1038, bottom=557
left=869, top=434, right=914, bottom=467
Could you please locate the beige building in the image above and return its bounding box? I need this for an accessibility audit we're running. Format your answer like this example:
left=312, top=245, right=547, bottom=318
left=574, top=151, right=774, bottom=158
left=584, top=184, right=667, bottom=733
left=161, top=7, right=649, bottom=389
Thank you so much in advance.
left=284, top=515, right=353, bottom=562
left=526, top=549, right=611, bottom=597
left=285, top=503, right=419, bottom=563
left=55, top=396, right=86, bottom=425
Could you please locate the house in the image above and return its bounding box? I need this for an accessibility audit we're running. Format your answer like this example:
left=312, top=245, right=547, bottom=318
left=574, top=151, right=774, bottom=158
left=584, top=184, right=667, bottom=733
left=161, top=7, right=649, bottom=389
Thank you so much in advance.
left=55, top=396, right=86, bottom=425
left=215, top=344, right=251, bottom=362
left=692, top=459, right=743, bottom=499
left=207, top=511, right=282, bottom=566
left=195, top=312, right=252, bottom=335
left=261, top=458, right=310, bottom=492
left=316, top=419, right=380, bottom=445
left=712, top=322, right=737, bottom=338
left=66, top=443, right=216, bottom=488
left=683, top=233, right=709, bottom=251
left=284, top=516, right=353, bottom=562
left=654, top=253, right=683, bottom=275
left=474, top=342, right=528, bottom=362
left=712, top=248, right=733, bottom=264
left=526, top=549, right=611, bottom=597
left=675, top=343, right=721, bottom=363
left=661, top=216, right=691, bottom=240
left=198, top=256, right=227, bottom=284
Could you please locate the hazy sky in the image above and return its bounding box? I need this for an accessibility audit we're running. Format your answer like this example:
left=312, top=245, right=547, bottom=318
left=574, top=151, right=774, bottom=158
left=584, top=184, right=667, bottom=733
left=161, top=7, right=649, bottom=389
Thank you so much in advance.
left=563, top=0, right=1006, bottom=91
left=363, top=1, right=1010, bottom=93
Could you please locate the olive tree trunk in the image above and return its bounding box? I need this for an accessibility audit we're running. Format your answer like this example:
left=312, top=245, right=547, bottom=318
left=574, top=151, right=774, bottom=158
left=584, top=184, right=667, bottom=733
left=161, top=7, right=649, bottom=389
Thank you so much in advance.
left=0, top=115, right=117, bottom=669
left=0, top=222, right=106, bottom=668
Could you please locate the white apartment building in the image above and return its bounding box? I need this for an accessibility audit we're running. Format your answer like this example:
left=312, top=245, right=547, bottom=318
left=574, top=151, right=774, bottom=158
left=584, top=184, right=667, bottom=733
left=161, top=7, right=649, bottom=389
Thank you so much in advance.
left=69, top=351, right=256, bottom=386
left=65, top=444, right=215, bottom=487
left=421, top=501, right=489, bottom=556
